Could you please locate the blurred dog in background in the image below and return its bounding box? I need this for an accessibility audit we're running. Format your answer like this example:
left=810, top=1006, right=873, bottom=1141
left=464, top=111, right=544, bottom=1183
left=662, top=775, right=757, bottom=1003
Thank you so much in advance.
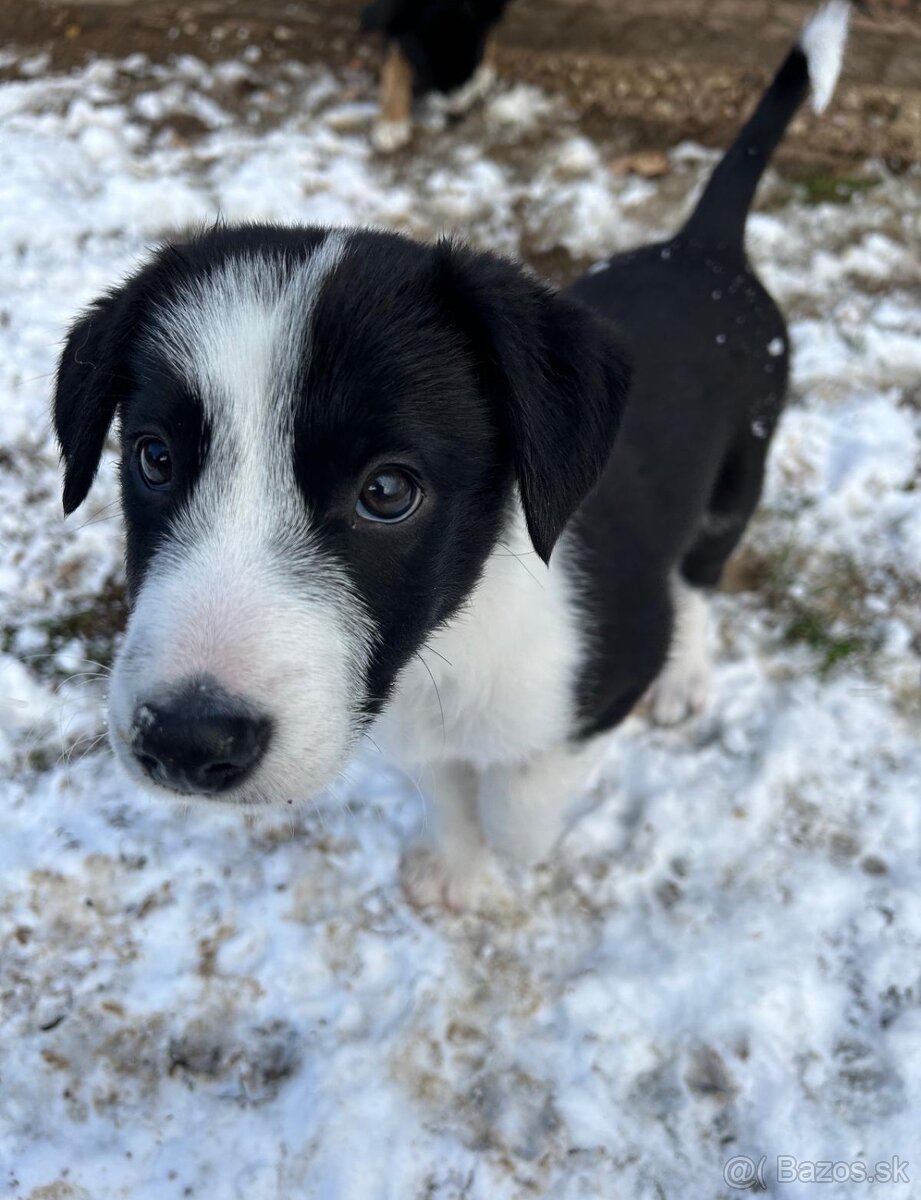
left=361, top=0, right=513, bottom=150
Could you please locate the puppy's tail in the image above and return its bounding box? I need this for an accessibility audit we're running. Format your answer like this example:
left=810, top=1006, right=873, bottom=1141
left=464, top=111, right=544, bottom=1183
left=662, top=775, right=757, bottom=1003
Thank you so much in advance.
left=682, top=0, right=851, bottom=246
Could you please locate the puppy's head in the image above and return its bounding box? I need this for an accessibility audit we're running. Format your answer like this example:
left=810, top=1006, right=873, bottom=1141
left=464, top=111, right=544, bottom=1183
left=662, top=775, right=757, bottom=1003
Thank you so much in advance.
left=54, top=226, right=630, bottom=805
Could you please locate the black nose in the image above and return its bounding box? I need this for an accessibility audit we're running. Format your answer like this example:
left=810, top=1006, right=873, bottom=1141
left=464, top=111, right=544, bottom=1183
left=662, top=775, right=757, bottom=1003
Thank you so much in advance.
left=130, top=681, right=272, bottom=795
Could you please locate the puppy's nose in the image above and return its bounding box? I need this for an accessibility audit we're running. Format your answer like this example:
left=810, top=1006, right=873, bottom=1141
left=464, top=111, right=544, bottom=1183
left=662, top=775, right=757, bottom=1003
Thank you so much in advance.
left=130, top=682, right=271, bottom=795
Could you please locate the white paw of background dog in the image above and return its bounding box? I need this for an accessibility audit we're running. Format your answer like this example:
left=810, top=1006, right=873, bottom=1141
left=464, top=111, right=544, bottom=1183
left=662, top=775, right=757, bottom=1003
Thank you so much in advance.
left=371, top=118, right=412, bottom=153
left=439, top=63, right=497, bottom=116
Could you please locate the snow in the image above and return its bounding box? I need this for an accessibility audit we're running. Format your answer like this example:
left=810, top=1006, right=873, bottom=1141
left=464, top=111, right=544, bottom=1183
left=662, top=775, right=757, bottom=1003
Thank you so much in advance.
left=0, top=49, right=919, bottom=1200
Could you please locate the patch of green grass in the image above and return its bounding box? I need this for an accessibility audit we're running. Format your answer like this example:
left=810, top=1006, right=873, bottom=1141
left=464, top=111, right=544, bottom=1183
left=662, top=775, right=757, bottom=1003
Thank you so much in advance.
left=793, top=171, right=882, bottom=207
left=783, top=609, right=878, bottom=676
left=730, top=538, right=885, bottom=677
left=5, top=577, right=126, bottom=679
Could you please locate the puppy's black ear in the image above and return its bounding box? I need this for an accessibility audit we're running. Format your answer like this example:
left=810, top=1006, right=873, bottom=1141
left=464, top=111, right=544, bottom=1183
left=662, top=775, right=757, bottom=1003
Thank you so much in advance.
left=435, top=242, right=632, bottom=564
left=53, top=282, right=139, bottom=515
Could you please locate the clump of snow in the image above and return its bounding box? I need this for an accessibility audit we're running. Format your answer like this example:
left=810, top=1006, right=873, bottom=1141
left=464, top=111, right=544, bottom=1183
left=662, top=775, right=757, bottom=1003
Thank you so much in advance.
left=0, top=656, right=56, bottom=765
left=0, top=50, right=919, bottom=1200
left=485, top=82, right=556, bottom=129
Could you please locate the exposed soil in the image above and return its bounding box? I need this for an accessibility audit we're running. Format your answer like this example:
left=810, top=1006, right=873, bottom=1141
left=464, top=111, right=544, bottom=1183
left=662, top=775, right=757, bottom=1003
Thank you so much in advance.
left=4, top=0, right=921, bottom=166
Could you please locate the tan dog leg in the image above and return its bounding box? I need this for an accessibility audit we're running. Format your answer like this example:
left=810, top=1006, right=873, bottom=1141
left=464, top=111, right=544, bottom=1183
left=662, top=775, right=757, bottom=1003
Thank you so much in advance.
left=372, top=43, right=413, bottom=153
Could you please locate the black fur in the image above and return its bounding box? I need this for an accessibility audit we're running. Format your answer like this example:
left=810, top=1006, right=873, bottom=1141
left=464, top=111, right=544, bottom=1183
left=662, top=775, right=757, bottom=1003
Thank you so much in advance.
left=55, top=276, right=147, bottom=516
left=361, top=0, right=512, bottom=94
left=565, top=39, right=809, bottom=734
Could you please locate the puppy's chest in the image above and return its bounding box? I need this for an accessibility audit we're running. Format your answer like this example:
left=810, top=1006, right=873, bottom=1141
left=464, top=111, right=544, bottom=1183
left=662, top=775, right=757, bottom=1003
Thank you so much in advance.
left=372, top=533, right=585, bottom=768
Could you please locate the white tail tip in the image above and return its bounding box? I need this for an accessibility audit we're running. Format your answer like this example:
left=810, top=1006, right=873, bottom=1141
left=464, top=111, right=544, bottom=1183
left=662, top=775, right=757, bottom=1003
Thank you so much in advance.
left=799, top=0, right=851, bottom=114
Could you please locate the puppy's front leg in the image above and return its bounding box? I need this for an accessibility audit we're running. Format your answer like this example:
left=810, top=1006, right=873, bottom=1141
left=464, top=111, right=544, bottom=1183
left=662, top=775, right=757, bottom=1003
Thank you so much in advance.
left=478, top=741, right=602, bottom=866
left=400, top=761, right=502, bottom=911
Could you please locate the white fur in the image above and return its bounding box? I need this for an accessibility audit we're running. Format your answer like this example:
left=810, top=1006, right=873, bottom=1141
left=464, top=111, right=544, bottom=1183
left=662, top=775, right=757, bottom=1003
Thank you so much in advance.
left=376, top=506, right=599, bottom=907
left=647, top=575, right=712, bottom=726
left=478, top=738, right=604, bottom=863
left=400, top=740, right=604, bottom=911
left=436, top=63, right=497, bottom=116
left=373, top=505, right=585, bottom=769
left=400, top=762, right=506, bottom=911
left=371, top=118, right=412, bottom=153
left=109, top=235, right=376, bottom=806
left=799, top=0, right=850, bottom=115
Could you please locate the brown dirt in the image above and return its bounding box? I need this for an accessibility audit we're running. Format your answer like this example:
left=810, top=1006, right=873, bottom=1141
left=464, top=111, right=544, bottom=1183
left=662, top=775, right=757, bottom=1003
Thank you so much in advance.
left=3, top=0, right=921, bottom=166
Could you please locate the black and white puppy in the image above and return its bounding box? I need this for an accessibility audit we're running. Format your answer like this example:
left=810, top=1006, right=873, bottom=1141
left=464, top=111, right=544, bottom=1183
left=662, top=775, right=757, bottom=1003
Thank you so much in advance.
left=54, top=2, right=849, bottom=907
left=361, top=0, right=512, bottom=151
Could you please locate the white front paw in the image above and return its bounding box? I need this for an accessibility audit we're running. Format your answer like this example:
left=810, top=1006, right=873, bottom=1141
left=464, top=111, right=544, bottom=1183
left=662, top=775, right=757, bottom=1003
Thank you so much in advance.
left=441, top=63, right=497, bottom=115
left=371, top=118, right=412, bottom=153
left=647, top=653, right=712, bottom=726
left=399, top=840, right=506, bottom=912
left=482, top=810, right=563, bottom=866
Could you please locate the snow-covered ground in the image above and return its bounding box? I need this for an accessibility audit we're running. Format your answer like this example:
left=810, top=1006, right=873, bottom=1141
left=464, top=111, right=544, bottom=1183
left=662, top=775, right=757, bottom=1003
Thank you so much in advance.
left=1, top=47, right=920, bottom=1200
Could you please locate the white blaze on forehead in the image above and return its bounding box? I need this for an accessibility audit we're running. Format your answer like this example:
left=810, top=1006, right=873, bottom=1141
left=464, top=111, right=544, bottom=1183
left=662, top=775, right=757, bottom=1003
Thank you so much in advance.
left=143, top=229, right=354, bottom=575
left=150, top=233, right=346, bottom=466
left=144, top=232, right=351, bottom=564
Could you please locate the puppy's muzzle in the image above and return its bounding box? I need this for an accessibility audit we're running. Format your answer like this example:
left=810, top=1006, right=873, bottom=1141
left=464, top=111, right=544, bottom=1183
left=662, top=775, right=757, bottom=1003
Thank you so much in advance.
left=129, top=678, right=272, bottom=796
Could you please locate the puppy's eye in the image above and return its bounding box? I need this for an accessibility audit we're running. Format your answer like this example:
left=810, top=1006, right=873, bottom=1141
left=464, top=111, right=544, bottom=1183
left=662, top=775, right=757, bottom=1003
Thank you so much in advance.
left=357, top=467, right=421, bottom=523
left=136, top=437, right=173, bottom=490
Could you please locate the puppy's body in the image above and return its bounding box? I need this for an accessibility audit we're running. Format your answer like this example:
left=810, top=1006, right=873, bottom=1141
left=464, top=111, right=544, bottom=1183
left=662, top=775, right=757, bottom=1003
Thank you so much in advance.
left=54, top=4, right=850, bottom=907
left=569, top=238, right=788, bottom=734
